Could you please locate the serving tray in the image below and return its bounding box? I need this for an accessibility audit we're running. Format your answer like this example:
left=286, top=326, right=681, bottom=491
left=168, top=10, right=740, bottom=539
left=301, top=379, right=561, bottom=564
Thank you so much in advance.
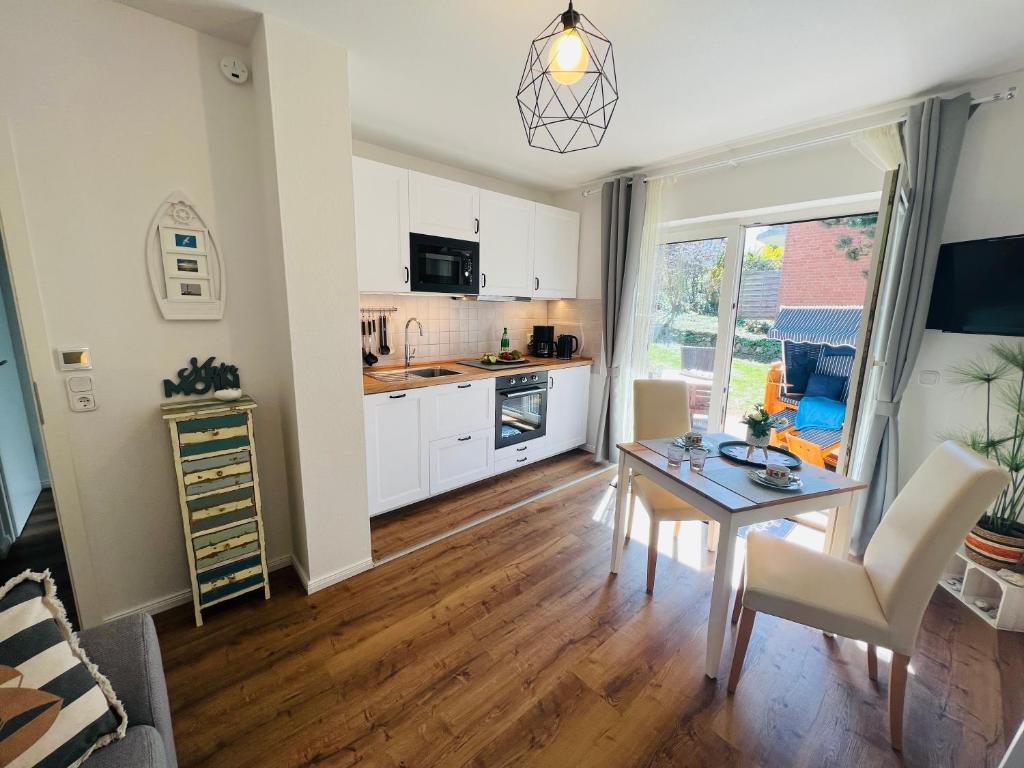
left=717, top=440, right=802, bottom=469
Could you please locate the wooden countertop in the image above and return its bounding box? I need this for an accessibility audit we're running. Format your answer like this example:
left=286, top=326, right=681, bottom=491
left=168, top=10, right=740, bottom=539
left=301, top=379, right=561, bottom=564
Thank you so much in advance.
left=363, top=356, right=593, bottom=395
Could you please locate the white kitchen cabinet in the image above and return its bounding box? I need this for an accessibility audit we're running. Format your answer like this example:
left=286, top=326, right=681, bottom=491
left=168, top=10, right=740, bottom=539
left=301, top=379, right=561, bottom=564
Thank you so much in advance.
left=353, top=157, right=410, bottom=292
left=542, top=364, right=591, bottom=456
left=427, top=380, right=494, bottom=440
left=533, top=203, right=580, bottom=299
left=364, top=388, right=432, bottom=516
left=479, top=190, right=534, bottom=297
left=408, top=171, right=480, bottom=242
left=429, top=428, right=494, bottom=495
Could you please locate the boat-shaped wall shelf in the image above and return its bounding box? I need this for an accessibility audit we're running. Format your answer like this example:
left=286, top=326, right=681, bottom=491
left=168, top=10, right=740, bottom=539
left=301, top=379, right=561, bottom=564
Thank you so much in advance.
left=146, top=191, right=226, bottom=321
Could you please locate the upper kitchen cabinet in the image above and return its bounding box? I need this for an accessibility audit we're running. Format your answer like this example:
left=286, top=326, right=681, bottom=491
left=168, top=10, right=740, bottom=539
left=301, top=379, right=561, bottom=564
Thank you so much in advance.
left=478, top=190, right=534, bottom=297
left=408, top=171, right=481, bottom=242
left=532, top=203, right=580, bottom=299
left=353, top=157, right=411, bottom=292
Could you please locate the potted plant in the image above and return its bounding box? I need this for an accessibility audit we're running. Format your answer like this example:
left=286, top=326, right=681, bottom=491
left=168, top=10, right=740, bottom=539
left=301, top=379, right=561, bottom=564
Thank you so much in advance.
left=741, top=404, right=787, bottom=460
left=950, top=342, right=1024, bottom=570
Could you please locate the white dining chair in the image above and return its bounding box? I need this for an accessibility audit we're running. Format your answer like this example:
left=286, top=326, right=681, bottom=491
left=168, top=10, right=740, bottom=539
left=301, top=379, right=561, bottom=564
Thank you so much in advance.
left=727, top=440, right=1009, bottom=751
left=628, top=379, right=717, bottom=594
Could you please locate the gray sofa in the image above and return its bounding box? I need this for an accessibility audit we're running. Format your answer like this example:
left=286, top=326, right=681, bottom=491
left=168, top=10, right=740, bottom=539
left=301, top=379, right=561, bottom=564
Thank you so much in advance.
left=77, top=613, right=178, bottom=768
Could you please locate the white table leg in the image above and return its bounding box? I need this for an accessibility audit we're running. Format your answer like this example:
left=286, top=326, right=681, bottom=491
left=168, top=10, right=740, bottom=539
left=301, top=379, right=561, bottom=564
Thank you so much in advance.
left=705, top=516, right=736, bottom=678
left=610, top=453, right=630, bottom=574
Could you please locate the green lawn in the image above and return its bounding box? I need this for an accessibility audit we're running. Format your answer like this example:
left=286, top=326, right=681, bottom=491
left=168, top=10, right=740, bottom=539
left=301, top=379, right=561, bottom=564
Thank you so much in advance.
left=647, top=342, right=772, bottom=421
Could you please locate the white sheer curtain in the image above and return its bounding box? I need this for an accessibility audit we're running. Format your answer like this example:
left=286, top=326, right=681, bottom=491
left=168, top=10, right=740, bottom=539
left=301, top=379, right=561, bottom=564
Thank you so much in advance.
left=616, top=176, right=665, bottom=443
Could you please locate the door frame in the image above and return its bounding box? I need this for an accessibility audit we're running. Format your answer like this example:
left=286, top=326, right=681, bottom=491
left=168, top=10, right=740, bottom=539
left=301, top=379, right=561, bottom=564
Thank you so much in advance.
left=0, top=119, right=101, bottom=626
left=660, top=194, right=883, bottom=433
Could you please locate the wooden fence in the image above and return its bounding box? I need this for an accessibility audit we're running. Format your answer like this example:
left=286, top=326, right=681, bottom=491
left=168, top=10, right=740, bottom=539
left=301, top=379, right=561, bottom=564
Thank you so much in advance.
left=738, top=271, right=780, bottom=319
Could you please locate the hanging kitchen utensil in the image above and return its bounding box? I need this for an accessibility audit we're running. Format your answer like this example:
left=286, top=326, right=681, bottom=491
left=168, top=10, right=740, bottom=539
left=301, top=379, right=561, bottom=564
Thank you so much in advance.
left=365, top=318, right=378, bottom=366
left=379, top=313, right=391, bottom=356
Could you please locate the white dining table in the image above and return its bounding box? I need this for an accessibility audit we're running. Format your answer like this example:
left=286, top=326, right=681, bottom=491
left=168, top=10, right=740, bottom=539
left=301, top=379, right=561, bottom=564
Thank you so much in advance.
left=610, top=434, right=866, bottom=678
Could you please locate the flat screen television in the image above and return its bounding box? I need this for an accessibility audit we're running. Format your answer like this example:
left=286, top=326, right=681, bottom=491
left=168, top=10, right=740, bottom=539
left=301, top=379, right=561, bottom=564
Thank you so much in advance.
left=926, top=234, right=1024, bottom=336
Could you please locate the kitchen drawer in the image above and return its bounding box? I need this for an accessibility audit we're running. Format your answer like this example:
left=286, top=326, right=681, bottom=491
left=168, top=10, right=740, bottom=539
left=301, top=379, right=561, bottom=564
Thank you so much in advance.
left=429, top=427, right=494, bottom=495
left=427, top=380, right=494, bottom=440
left=494, top=438, right=547, bottom=475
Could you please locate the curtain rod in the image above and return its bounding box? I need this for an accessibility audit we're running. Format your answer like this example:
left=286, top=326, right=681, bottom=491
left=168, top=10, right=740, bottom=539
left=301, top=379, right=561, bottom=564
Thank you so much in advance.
left=580, top=86, right=1016, bottom=197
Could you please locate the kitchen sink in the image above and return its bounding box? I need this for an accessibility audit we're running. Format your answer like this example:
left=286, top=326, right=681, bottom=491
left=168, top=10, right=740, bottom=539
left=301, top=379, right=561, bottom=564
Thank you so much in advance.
left=409, top=367, right=460, bottom=378
left=368, top=367, right=461, bottom=382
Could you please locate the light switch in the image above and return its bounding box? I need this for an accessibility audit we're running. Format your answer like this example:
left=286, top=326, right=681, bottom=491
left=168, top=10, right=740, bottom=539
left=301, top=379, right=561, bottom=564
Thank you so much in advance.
left=67, top=375, right=93, bottom=393
left=918, top=370, right=940, bottom=386
left=66, top=375, right=96, bottom=411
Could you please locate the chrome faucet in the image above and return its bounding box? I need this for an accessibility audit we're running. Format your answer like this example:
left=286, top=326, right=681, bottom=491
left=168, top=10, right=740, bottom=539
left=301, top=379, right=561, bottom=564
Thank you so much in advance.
left=405, top=317, right=424, bottom=368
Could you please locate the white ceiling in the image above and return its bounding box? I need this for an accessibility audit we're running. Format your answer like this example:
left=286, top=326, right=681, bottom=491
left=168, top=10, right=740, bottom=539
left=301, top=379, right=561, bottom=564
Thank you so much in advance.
left=124, top=0, right=1024, bottom=192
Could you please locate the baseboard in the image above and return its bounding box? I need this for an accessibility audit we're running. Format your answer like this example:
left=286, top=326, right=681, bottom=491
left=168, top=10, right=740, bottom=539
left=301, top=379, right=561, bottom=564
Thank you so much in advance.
left=294, top=556, right=374, bottom=595
left=102, top=554, right=293, bottom=624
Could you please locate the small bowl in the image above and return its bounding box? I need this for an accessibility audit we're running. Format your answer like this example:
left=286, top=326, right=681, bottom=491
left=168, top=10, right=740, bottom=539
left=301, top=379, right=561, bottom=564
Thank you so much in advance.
left=213, top=388, right=243, bottom=401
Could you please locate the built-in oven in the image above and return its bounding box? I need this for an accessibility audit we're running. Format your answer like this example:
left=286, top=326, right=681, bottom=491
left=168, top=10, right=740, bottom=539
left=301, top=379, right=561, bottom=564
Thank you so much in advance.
left=409, top=232, right=479, bottom=294
left=495, top=371, right=548, bottom=449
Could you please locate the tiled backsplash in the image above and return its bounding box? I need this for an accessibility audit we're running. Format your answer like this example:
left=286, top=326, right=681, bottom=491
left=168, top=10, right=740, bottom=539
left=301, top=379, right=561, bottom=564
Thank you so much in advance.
left=358, top=295, right=604, bottom=367
left=359, top=295, right=550, bottom=366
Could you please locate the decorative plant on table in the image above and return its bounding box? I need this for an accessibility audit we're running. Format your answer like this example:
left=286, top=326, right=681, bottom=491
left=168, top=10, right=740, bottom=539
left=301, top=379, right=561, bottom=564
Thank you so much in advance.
left=741, top=404, right=788, bottom=461
left=949, top=341, right=1024, bottom=570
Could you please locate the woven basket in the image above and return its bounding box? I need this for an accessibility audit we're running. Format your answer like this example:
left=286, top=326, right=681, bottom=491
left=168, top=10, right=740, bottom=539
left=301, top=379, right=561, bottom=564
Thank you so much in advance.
left=964, top=523, right=1024, bottom=571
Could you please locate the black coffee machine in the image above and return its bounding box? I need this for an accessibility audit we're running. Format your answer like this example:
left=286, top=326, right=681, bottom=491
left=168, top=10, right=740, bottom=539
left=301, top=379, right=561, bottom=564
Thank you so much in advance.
left=556, top=334, right=579, bottom=359
left=533, top=325, right=555, bottom=358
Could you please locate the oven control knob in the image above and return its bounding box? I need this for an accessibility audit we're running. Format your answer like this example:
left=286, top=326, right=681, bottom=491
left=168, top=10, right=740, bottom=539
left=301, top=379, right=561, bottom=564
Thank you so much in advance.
left=531, top=374, right=539, bottom=382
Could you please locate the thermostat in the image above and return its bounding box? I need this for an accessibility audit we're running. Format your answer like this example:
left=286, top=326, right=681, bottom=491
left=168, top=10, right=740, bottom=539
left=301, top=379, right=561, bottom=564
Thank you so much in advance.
left=57, top=347, right=92, bottom=371
left=220, top=56, right=249, bottom=84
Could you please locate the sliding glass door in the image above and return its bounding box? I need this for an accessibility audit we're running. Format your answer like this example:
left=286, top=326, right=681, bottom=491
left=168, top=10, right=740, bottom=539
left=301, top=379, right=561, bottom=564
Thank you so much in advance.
left=644, top=230, right=739, bottom=432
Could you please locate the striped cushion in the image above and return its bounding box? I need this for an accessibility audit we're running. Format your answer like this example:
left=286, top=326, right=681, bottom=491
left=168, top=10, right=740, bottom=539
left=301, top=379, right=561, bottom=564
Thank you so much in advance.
left=0, top=571, right=126, bottom=767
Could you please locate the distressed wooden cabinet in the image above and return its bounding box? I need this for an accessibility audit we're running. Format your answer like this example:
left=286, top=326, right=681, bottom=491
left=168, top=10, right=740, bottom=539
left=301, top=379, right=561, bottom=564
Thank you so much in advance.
left=162, top=396, right=270, bottom=626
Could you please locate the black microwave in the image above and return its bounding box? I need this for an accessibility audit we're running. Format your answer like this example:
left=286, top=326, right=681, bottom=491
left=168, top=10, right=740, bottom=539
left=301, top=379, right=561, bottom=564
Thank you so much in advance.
left=409, top=233, right=479, bottom=295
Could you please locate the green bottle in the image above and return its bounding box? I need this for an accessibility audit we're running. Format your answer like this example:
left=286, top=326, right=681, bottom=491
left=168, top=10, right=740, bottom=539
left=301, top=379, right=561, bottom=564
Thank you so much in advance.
left=500, top=327, right=510, bottom=352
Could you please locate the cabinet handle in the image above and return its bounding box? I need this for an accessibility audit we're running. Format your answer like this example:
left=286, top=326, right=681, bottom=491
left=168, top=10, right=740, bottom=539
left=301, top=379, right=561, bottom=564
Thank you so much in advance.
left=404, top=266, right=410, bottom=284
left=549, top=376, right=555, bottom=389
left=457, top=383, right=471, bottom=389
left=458, top=435, right=472, bottom=442
left=389, top=393, right=407, bottom=399
left=481, top=272, right=486, bottom=288
left=516, top=446, right=527, bottom=452
left=474, top=217, right=480, bottom=234
left=535, top=276, right=540, bottom=291
left=516, top=457, right=528, bottom=463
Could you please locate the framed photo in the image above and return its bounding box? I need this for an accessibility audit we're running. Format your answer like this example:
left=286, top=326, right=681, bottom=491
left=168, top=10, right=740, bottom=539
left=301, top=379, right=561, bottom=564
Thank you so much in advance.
left=160, top=226, right=207, bottom=255
left=163, top=252, right=209, bottom=279
left=166, top=277, right=212, bottom=302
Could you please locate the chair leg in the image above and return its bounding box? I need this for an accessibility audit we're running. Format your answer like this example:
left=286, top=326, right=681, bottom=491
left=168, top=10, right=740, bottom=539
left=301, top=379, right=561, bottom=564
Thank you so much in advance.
left=673, top=520, right=682, bottom=538
left=707, top=520, right=720, bottom=552
left=646, top=516, right=659, bottom=595
left=889, top=652, right=910, bottom=751
left=867, top=643, right=878, bottom=682
left=731, top=566, right=745, bottom=625
left=727, top=607, right=756, bottom=694
left=625, top=479, right=637, bottom=542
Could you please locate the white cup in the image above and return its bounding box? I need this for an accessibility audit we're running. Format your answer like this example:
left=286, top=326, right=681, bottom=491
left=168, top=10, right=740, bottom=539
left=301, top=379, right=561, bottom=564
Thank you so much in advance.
left=764, top=463, right=791, bottom=486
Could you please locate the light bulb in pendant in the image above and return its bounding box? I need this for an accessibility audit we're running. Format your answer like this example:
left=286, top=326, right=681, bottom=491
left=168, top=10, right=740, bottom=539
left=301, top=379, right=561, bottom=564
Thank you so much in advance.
left=548, top=27, right=589, bottom=85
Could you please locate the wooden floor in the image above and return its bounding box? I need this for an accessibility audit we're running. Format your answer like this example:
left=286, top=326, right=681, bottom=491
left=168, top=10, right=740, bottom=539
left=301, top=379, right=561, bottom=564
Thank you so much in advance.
left=156, top=468, right=1024, bottom=768
left=370, top=449, right=607, bottom=561
left=0, top=489, right=78, bottom=628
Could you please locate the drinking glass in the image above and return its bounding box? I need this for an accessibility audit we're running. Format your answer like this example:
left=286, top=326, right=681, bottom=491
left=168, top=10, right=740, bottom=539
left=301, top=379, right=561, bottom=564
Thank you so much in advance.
left=690, top=446, right=709, bottom=472
left=667, top=443, right=686, bottom=466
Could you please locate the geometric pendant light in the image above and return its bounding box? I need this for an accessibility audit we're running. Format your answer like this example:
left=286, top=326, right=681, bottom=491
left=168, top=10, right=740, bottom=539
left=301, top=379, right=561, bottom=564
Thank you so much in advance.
left=516, top=1, right=618, bottom=153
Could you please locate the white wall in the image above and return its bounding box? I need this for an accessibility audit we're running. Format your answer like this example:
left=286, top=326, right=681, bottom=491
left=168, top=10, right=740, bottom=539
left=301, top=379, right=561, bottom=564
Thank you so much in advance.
left=900, top=71, right=1024, bottom=483
left=0, top=0, right=294, bottom=621
left=254, top=16, right=372, bottom=587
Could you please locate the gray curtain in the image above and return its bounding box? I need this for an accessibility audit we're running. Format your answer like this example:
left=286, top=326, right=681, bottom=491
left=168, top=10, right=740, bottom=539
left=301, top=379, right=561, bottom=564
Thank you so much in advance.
left=594, top=176, right=647, bottom=463
left=850, top=93, right=972, bottom=554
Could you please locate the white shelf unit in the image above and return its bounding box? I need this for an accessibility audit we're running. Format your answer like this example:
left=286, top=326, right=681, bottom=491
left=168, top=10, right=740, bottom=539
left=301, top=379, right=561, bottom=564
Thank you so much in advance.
left=939, top=547, right=1024, bottom=632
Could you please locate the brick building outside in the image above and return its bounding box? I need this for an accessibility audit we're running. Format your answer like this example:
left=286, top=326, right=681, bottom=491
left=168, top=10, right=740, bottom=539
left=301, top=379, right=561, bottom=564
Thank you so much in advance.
left=776, top=220, right=874, bottom=307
